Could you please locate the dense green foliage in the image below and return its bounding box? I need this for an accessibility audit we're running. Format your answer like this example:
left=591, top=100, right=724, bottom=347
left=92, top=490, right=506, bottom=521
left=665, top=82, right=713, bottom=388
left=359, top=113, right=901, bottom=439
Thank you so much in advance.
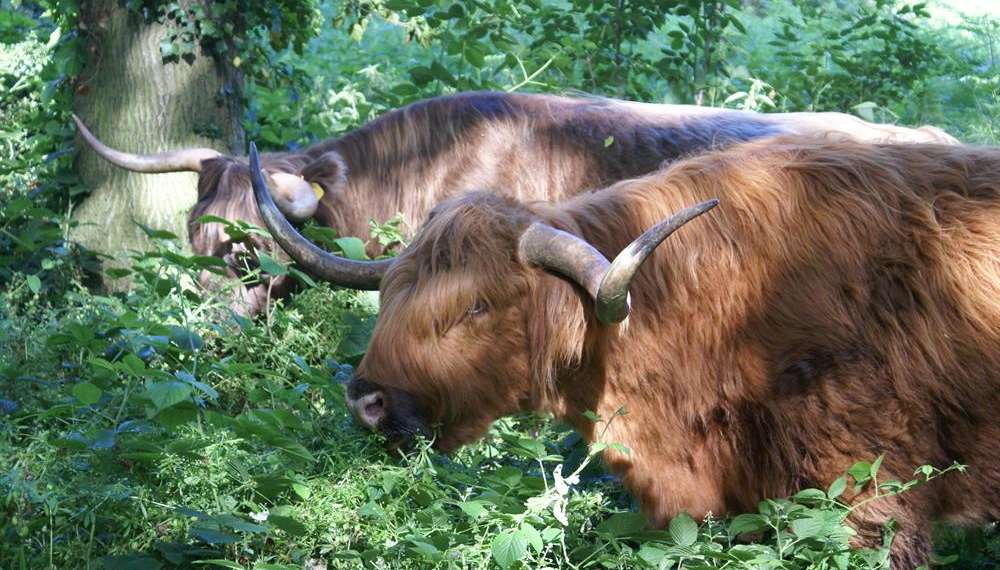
left=2, top=0, right=1000, bottom=568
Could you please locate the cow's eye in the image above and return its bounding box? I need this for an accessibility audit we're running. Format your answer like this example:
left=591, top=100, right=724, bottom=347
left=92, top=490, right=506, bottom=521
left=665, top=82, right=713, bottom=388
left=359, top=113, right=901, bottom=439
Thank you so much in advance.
left=467, top=299, right=488, bottom=317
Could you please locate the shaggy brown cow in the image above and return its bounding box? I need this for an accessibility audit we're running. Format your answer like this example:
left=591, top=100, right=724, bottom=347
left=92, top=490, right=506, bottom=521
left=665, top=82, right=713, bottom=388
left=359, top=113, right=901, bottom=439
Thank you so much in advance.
left=249, top=137, right=1000, bottom=568
left=76, top=91, right=956, bottom=315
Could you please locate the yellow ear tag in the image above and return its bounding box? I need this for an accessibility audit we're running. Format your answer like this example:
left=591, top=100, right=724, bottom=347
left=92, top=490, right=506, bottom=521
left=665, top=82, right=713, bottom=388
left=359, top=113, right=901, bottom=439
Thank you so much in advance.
left=311, top=182, right=325, bottom=200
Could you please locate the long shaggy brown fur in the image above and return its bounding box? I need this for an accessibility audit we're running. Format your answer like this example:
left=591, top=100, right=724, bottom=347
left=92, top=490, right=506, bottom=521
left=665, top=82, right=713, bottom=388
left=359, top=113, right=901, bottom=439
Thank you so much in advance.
left=187, top=91, right=956, bottom=315
left=352, top=136, right=1000, bottom=569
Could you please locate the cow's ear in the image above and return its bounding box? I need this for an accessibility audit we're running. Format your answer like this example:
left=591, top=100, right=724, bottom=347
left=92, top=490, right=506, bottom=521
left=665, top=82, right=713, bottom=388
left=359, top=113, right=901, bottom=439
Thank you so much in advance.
left=526, top=273, right=588, bottom=407
left=300, top=150, right=348, bottom=197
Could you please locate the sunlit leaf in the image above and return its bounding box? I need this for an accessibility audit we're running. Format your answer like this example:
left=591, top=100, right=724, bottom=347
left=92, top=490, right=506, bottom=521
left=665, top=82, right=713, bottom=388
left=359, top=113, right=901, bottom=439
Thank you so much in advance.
left=669, top=512, right=698, bottom=546
left=491, top=530, right=528, bottom=569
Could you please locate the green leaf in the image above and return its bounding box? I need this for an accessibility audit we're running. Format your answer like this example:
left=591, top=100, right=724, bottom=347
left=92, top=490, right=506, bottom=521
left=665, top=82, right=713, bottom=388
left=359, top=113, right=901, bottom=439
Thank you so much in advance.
left=870, top=454, right=884, bottom=478
left=638, top=545, right=667, bottom=566
left=288, top=267, right=317, bottom=288
left=789, top=510, right=826, bottom=538
left=848, top=461, right=872, bottom=484
left=333, top=237, right=368, bottom=260
left=189, top=255, right=227, bottom=268
left=72, top=382, right=102, bottom=405
left=257, top=252, right=289, bottom=276
left=145, top=380, right=193, bottom=412
left=338, top=313, right=375, bottom=361
left=268, top=515, right=307, bottom=536
left=121, top=354, right=148, bottom=377
left=597, top=512, right=647, bottom=537
left=491, top=531, right=528, bottom=569
left=159, top=39, right=176, bottom=59
left=603, top=136, right=614, bottom=147
left=827, top=475, right=847, bottom=500
left=728, top=513, right=768, bottom=537
left=26, top=274, right=41, bottom=293
left=153, top=401, right=198, bottom=428
left=193, top=560, right=244, bottom=569
left=459, top=500, right=487, bottom=519
left=138, top=223, right=178, bottom=240
left=794, top=488, right=827, bottom=504
left=291, top=482, right=311, bottom=500
left=518, top=524, right=544, bottom=553
left=190, top=527, right=239, bottom=545
left=408, top=539, right=440, bottom=559
left=105, top=268, right=132, bottom=279
left=669, top=512, right=698, bottom=546
left=168, top=326, right=203, bottom=351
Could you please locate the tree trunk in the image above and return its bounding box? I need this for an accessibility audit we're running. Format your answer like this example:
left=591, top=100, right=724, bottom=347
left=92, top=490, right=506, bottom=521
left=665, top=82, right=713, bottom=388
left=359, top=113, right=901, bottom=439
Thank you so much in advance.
left=72, top=0, right=243, bottom=282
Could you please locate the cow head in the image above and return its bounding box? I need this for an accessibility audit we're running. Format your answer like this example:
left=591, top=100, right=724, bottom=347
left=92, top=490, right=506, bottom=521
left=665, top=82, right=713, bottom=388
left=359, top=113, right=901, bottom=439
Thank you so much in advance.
left=74, top=115, right=331, bottom=223
left=248, top=143, right=716, bottom=451
left=74, top=116, right=350, bottom=315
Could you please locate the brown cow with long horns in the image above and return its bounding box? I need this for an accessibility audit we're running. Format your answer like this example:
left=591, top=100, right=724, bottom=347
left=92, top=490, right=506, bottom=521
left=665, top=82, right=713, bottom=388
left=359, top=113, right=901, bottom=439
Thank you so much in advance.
left=249, top=136, right=1000, bottom=568
left=76, top=91, right=956, bottom=315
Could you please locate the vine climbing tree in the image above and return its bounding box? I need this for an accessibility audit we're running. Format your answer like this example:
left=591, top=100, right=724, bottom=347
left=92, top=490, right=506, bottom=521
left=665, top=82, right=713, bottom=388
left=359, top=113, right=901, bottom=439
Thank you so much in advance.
left=71, top=0, right=320, bottom=279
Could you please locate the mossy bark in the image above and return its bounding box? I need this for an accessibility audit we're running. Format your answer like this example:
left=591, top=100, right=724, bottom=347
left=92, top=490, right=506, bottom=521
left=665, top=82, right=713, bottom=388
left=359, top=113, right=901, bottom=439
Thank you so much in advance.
left=72, top=0, right=243, bottom=284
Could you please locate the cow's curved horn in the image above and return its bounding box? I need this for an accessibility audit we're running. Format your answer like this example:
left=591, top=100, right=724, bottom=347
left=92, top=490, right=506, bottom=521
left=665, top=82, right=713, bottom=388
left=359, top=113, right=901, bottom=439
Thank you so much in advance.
left=518, top=199, right=718, bottom=324
left=249, top=142, right=389, bottom=289
left=73, top=114, right=221, bottom=173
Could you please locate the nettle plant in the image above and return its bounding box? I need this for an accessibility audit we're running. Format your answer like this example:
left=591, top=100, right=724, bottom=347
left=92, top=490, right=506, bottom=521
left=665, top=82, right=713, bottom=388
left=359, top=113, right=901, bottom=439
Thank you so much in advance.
left=352, top=407, right=965, bottom=569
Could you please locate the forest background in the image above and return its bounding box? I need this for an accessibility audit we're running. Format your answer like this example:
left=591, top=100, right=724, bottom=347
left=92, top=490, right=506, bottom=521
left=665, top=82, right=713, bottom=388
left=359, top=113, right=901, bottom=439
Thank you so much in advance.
left=2, top=0, right=999, bottom=567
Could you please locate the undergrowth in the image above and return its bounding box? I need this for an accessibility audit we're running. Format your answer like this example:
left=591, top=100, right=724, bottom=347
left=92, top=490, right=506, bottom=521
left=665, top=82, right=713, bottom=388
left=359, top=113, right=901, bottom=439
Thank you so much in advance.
left=0, top=225, right=988, bottom=569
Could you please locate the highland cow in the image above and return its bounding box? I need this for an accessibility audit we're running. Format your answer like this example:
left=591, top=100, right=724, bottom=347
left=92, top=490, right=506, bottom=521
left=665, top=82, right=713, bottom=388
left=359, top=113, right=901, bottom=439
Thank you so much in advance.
left=250, top=136, right=1000, bottom=568
left=76, top=92, right=956, bottom=315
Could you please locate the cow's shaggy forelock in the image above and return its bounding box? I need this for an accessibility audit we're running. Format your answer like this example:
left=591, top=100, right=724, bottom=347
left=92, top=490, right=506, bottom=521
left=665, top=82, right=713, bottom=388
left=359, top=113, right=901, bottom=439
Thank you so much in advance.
left=356, top=136, right=1000, bottom=568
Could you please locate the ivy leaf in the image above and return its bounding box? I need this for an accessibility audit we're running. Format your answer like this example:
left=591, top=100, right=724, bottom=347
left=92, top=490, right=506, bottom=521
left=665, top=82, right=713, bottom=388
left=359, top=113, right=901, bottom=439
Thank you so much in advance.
left=669, top=512, right=698, bottom=546
left=159, top=39, right=176, bottom=59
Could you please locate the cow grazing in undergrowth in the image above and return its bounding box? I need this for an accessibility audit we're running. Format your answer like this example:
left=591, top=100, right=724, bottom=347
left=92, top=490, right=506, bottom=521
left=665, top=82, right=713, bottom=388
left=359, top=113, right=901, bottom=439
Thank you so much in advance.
left=76, top=92, right=957, bottom=315
left=250, top=136, right=1000, bottom=568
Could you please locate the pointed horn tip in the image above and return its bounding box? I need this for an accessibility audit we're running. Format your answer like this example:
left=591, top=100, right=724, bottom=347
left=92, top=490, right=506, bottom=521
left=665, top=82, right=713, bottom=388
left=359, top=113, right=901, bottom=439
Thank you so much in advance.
left=690, top=198, right=720, bottom=216
left=594, top=198, right=720, bottom=326
left=248, top=142, right=260, bottom=170
left=71, top=114, right=94, bottom=136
